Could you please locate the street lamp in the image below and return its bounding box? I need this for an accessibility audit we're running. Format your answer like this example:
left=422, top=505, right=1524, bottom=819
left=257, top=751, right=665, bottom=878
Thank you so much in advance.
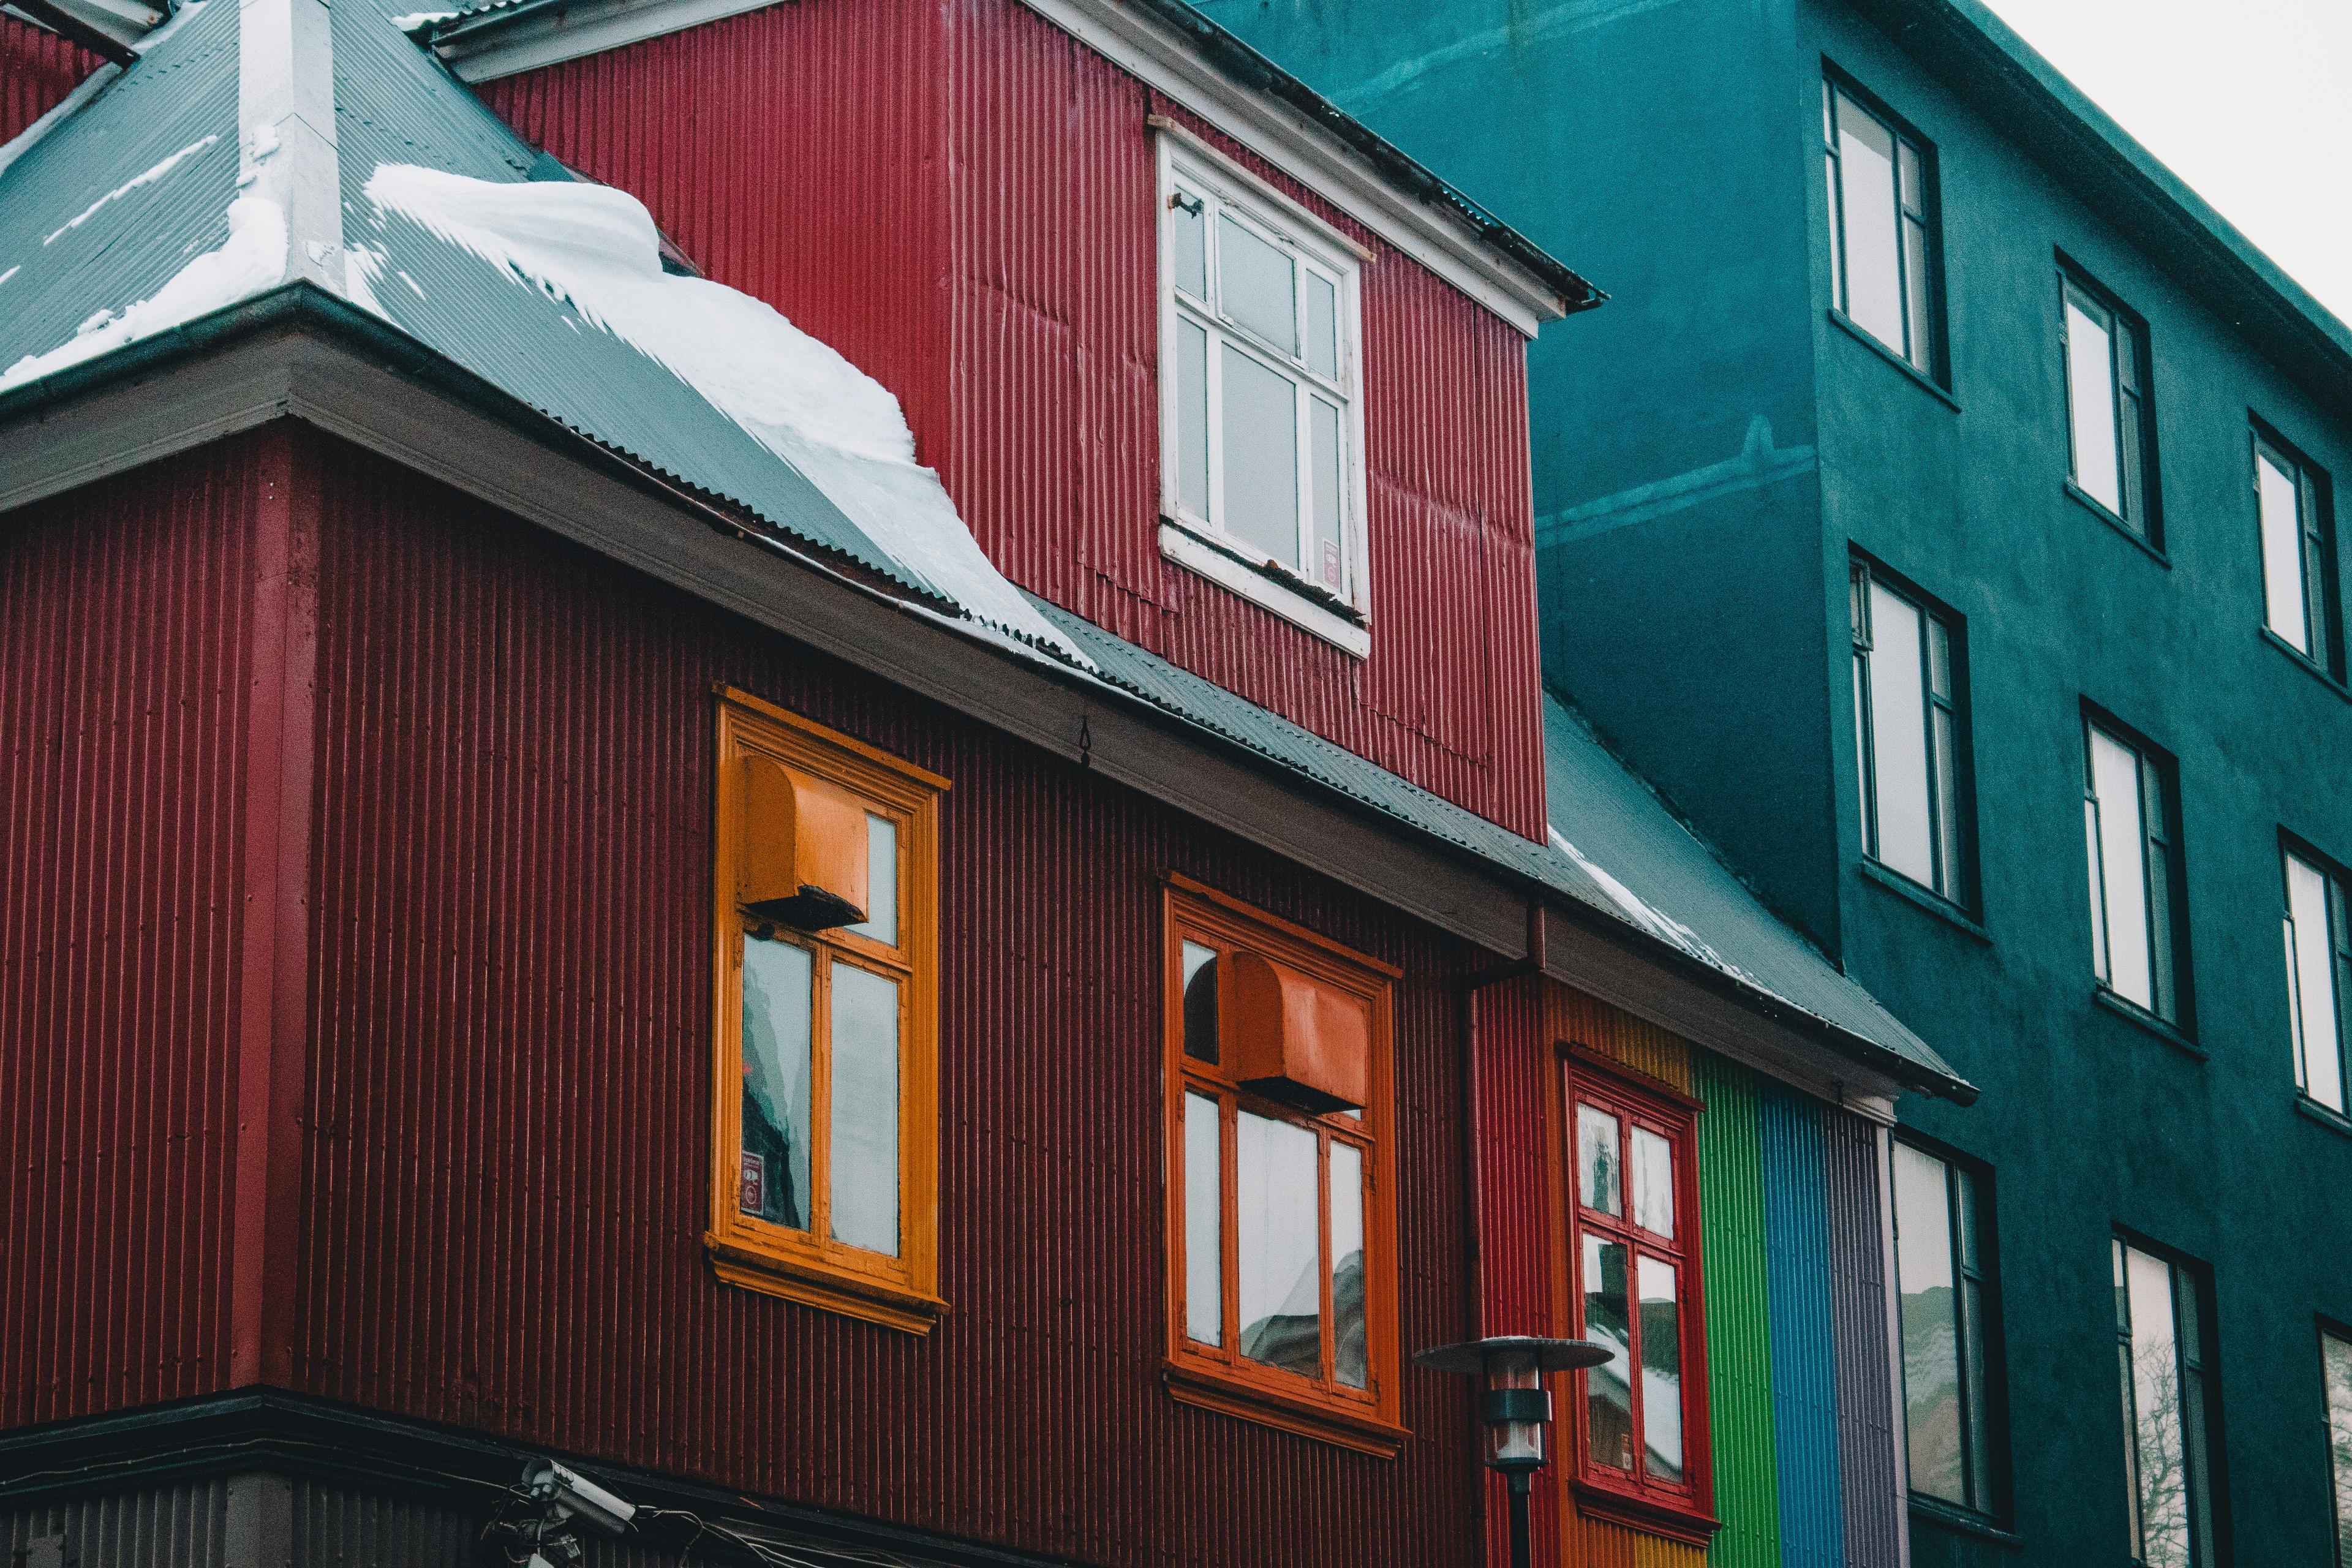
left=1415, top=1335, right=1612, bottom=1568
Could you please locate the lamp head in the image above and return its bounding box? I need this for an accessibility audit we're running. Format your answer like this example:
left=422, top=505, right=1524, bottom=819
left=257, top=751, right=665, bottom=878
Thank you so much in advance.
left=1413, top=1335, right=1611, bottom=1476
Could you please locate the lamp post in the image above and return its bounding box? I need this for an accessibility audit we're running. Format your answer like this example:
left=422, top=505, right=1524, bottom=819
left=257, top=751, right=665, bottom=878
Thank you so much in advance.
left=1415, top=1335, right=1612, bottom=1568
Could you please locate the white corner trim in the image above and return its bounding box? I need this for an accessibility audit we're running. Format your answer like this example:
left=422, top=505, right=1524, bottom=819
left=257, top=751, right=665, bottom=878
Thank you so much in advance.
left=1159, top=522, right=1371, bottom=658
left=435, top=0, right=778, bottom=80
left=1023, top=0, right=1564, bottom=336
left=1149, top=115, right=1369, bottom=267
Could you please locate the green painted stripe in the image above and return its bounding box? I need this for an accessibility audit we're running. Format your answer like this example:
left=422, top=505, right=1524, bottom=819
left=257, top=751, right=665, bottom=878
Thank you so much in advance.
left=1694, top=1050, right=1783, bottom=1568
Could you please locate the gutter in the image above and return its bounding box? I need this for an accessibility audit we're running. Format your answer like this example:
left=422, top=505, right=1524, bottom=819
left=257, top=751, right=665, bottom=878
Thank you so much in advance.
left=0, top=283, right=1972, bottom=1107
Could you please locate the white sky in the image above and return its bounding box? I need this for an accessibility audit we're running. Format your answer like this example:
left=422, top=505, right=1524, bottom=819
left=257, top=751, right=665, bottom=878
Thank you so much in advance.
left=1981, top=0, right=2352, bottom=325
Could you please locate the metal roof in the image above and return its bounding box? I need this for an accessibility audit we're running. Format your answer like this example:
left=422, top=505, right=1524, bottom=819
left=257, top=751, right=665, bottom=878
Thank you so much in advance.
left=0, top=0, right=1961, bottom=1100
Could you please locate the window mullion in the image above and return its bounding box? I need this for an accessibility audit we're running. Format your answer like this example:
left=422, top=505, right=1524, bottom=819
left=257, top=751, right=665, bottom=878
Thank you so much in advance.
left=809, top=940, right=835, bottom=1248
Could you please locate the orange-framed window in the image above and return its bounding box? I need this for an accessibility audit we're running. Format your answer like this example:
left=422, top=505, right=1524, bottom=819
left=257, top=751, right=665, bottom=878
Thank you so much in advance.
left=705, top=687, right=948, bottom=1334
left=1162, top=876, right=1404, bottom=1455
left=1562, top=1051, right=1716, bottom=1543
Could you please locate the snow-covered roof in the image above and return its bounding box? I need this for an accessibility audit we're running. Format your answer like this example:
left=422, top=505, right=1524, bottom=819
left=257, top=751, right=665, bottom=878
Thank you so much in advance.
left=0, top=0, right=1967, bottom=1102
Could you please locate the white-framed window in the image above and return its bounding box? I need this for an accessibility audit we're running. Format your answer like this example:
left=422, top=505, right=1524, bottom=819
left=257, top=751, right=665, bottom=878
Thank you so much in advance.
left=2283, top=842, right=2352, bottom=1115
left=1156, top=124, right=1371, bottom=654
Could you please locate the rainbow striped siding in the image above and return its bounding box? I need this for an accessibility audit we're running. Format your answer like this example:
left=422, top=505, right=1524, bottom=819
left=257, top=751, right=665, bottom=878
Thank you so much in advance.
left=1544, top=984, right=1902, bottom=1567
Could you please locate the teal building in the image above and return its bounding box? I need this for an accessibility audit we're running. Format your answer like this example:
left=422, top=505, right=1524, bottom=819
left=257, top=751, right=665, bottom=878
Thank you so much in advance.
left=1205, top=0, right=2352, bottom=1563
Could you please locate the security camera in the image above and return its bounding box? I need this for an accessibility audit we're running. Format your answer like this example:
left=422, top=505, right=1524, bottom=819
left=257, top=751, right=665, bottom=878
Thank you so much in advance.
left=518, top=1459, right=637, bottom=1537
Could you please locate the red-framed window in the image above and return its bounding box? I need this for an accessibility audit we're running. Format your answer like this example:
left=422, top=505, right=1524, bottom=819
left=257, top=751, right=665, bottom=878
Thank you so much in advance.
left=1561, top=1050, right=1716, bottom=1544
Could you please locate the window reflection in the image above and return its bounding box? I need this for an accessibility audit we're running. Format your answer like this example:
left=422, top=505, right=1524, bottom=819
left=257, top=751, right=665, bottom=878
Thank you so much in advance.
left=1584, top=1234, right=1634, bottom=1471
left=739, top=936, right=814, bottom=1231
left=1578, top=1103, right=1622, bottom=1216
left=1638, top=1256, right=1682, bottom=1483
left=1237, top=1110, right=1322, bottom=1378
left=829, top=961, right=901, bottom=1256
left=1330, top=1142, right=1366, bottom=1389
left=1185, top=1091, right=1223, bottom=1346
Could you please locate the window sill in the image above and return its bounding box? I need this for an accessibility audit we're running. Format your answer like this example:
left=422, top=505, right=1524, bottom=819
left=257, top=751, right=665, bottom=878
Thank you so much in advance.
left=1162, top=1359, right=1404, bottom=1457
left=1159, top=521, right=1371, bottom=658
left=1858, top=859, right=1990, bottom=943
left=704, top=1230, right=946, bottom=1335
left=2260, top=627, right=2352, bottom=703
left=1909, top=1496, right=2022, bottom=1548
left=1567, top=1477, right=1719, bottom=1548
left=1826, top=309, right=1959, bottom=410
left=2295, top=1094, right=2352, bottom=1140
left=2090, top=986, right=2204, bottom=1060
left=2061, top=481, right=2168, bottom=566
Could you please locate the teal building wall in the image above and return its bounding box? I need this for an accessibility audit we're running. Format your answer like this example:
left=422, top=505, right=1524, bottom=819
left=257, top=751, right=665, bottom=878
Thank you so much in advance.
left=1205, top=1, right=2352, bottom=1564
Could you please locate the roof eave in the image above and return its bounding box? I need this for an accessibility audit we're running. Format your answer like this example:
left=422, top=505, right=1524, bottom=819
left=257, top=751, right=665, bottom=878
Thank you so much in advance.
left=0, top=284, right=1958, bottom=1107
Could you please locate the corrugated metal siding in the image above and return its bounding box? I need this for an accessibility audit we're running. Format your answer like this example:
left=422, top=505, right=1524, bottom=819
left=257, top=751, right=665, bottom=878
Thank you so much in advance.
left=1761, top=1087, right=1844, bottom=1568
left=1825, top=1109, right=1902, bottom=1568
left=0, top=13, right=104, bottom=142
left=1691, top=1052, right=1779, bottom=1568
left=0, top=440, right=264, bottom=1429
left=0, top=1476, right=228, bottom=1567
left=282, top=440, right=1482, bottom=1568
left=1546, top=985, right=1691, bottom=1092
left=476, top=0, right=1548, bottom=841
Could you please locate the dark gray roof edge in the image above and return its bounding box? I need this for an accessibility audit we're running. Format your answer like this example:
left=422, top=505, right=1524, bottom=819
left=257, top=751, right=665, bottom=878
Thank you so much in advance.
left=1122, top=0, right=1602, bottom=314
left=0, top=282, right=1967, bottom=1104
left=1857, top=0, right=2352, bottom=418
left=420, top=0, right=1604, bottom=318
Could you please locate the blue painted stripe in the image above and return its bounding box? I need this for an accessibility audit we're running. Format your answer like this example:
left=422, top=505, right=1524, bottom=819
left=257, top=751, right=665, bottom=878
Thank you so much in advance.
left=1760, top=1084, right=1845, bottom=1568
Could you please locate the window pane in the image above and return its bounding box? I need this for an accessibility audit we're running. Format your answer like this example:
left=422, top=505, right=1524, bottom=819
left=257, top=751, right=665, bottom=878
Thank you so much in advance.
left=1578, top=1103, right=1623, bottom=1216
left=1867, top=582, right=1936, bottom=885
left=1171, top=187, right=1207, bottom=301
left=1894, top=1144, right=1967, bottom=1504
left=2289, top=855, right=2344, bottom=1110
left=1236, top=1110, right=1322, bottom=1378
left=1825, top=151, right=1844, bottom=309
left=1834, top=92, right=1906, bottom=353
left=1184, top=1091, right=1223, bottom=1346
left=1302, top=270, right=1338, bottom=380
left=1583, top=1235, right=1634, bottom=1471
left=2260, top=448, right=2311, bottom=653
left=1631, top=1126, right=1675, bottom=1240
left=1310, top=397, right=1343, bottom=594
left=1902, top=214, right=1934, bottom=371
left=1331, top=1141, right=1367, bottom=1388
left=2123, top=1247, right=2192, bottom=1567
left=1175, top=318, right=1210, bottom=519
left=2090, top=729, right=2154, bottom=1008
left=1218, top=214, right=1297, bottom=356
left=829, top=962, right=901, bottom=1256
left=2067, top=295, right=2122, bottom=514
left=740, top=936, right=813, bottom=1231
left=2324, top=1333, right=2352, bottom=1566
left=1897, top=137, right=1923, bottom=211
left=846, top=813, right=897, bottom=945
left=1181, top=941, right=1219, bottom=1065
left=1638, top=1255, right=1684, bottom=1484
left=1221, top=345, right=1302, bottom=568
left=1933, top=704, right=1965, bottom=901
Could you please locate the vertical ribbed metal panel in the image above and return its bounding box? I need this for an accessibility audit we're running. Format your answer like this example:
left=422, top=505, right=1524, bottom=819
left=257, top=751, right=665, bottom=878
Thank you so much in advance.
left=1, top=1477, right=230, bottom=1567
left=1761, top=1085, right=1844, bottom=1568
left=281, top=441, right=1482, bottom=1568
left=0, top=13, right=104, bottom=142
left=1825, top=1110, right=1903, bottom=1568
left=477, top=0, right=1548, bottom=840
left=1690, top=1052, right=1780, bottom=1568
left=1469, top=973, right=1559, bottom=1568
left=1545, top=986, right=1691, bottom=1091
left=0, top=439, right=263, bottom=1428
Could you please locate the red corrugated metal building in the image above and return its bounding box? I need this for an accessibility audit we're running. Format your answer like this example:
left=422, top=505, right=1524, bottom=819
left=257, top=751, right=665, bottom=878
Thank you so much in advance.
left=0, top=2, right=1964, bottom=1564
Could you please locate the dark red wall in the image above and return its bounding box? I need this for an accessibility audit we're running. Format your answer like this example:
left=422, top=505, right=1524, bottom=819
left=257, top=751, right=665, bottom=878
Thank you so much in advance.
left=0, top=439, right=268, bottom=1427
left=266, top=438, right=1487, bottom=1566
left=1, top=13, right=104, bottom=143
left=479, top=0, right=1548, bottom=840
